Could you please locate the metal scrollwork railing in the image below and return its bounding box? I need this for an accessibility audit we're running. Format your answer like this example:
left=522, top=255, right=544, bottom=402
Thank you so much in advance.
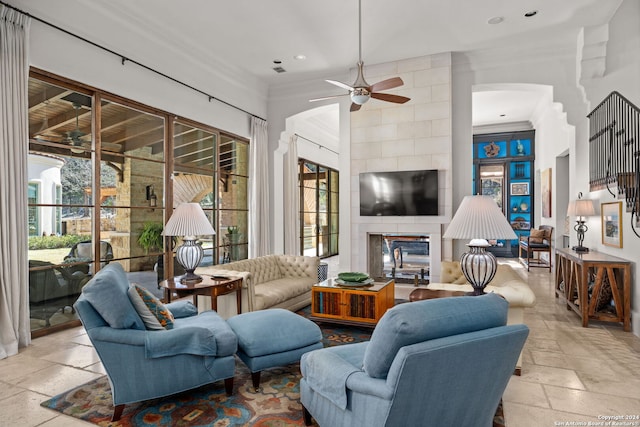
left=588, top=91, right=640, bottom=238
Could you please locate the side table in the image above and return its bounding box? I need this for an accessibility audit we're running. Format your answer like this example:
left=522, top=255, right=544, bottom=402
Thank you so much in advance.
left=159, top=275, right=243, bottom=314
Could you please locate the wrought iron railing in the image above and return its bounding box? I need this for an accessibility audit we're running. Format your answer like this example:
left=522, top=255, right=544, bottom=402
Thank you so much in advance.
left=588, top=91, right=640, bottom=237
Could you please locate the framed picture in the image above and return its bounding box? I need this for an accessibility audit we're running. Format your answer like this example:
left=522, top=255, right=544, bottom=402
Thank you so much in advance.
left=510, top=182, right=529, bottom=196
left=601, top=202, right=622, bottom=248
left=541, top=168, right=552, bottom=218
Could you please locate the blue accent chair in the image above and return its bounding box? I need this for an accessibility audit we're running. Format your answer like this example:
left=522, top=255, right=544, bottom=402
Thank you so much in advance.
left=74, top=263, right=238, bottom=421
left=300, top=293, right=529, bottom=427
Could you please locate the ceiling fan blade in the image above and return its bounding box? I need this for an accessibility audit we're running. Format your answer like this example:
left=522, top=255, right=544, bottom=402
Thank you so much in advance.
left=371, top=93, right=411, bottom=104
left=370, top=77, right=404, bottom=92
left=326, top=79, right=354, bottom=91
left=350, top=103, right=362, bottom=112
left=309, top=94, right=350, bottom=102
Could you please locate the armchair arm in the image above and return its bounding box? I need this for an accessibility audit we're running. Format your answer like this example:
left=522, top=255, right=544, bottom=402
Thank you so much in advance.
left=144, top=326, right=219, bottom=359
left=89, top=324, right=227, bottom=359
left=165, top=300, right=198, bottom=318
left=301, top=347, right=363, bottom=410
left=345, top=371, right=394, bottom=400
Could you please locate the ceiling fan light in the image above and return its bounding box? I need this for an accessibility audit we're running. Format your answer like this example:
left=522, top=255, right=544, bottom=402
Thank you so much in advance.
left=351, top=87, right=370, bottom=105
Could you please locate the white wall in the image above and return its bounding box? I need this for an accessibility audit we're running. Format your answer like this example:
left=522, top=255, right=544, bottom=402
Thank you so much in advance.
left=579, top=0, right=640, bottom=335
left=453, top=0, right=639, bottom=336
left=25, top=18, right=262, bottom=140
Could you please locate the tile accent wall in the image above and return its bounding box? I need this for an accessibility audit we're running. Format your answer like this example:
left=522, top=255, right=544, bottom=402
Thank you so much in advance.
left=350, top=53, right=453, bottom=282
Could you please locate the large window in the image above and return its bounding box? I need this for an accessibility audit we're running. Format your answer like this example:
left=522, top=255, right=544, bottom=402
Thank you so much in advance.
left=27, top=71, right=249, bottom=336
left=299, top=159, right=339, bottom=258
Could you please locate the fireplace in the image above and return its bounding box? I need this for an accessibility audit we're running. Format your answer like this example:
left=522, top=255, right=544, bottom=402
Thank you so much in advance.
left=368, top=234, right=431, bottom=284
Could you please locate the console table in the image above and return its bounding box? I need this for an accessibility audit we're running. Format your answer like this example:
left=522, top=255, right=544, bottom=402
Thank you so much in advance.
left=555, top=248, right=631, bottom=331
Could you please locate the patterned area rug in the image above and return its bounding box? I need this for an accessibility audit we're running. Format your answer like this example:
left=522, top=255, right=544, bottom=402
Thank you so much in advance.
left=41, top=306, right=505, bottom=426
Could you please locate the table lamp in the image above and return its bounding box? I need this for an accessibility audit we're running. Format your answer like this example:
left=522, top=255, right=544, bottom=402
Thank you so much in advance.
left=163, top=203, right=216, bottom=284
left=443, top=195, right=517, bottom=295
left=566, top=194, right=595, bottom=253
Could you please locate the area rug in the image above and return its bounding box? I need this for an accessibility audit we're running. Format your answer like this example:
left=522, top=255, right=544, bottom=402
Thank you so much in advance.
left=41, top=308, right=505, bottom=426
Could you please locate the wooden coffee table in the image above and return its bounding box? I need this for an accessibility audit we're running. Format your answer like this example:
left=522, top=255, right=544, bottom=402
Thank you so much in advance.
left=409, top=288, right=467, bottom=301
left=159, top=275, right=243, bottom=313
left=310, top=277, right=395, bottom=327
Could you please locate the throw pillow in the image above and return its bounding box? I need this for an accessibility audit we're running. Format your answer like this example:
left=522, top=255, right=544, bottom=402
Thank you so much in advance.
left=128, top=284, right=175, bottom=330
left=529, top=228, right=547, bottom=244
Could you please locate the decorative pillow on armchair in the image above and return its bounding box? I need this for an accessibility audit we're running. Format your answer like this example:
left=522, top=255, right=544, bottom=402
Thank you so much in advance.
left=128, top=284, right=175, bottom=330
left=529, top=228, right=547, bottom=244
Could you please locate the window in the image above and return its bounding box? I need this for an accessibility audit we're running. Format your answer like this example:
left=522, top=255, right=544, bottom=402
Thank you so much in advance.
left=299, top=159, right=339, bottom=258
left=28, top=183, right=39, bottom=236
left=27, top=71, right=250, bottom=336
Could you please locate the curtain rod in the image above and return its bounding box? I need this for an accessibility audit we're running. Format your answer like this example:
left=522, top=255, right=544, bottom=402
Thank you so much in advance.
left=295, top=134, right=339, bottom=155
left=0, top=1, right=266, bottom=122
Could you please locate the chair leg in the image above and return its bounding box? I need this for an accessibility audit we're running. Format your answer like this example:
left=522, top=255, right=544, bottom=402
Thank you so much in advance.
left=302, top=405, right=313, bottom=426
left=224, top=377, right=234, bottom=395
left=251, top=371, right=261, bottom=391
left=112, top=404, right=125, bottom=421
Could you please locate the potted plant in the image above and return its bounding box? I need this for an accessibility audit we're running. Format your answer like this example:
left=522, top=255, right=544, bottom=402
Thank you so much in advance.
left=137, top=222, right=164, bottom=254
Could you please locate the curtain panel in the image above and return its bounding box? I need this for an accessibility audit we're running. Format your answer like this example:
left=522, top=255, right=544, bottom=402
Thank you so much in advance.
left=248, top=117, right=269, bottom=258
left=0, top=7, right=31, bottom=359
left=283, top=135, right=299, bottom=254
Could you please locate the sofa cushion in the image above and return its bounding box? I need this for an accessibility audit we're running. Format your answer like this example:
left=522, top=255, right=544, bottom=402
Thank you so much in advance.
left=253, top=278, right=314, bottom=310
left=440, top=261, right=468, bottom=284
left=81, top=263, right=145, bottom=330
left=128, top=284, right=175, bottom=330
left=363, top=293, right=508, bottom=378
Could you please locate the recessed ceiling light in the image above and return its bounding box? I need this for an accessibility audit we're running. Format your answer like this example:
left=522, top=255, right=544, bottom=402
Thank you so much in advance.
left=524, top=10, right=538, bottom=17
left=293, top=54, right=306, bottom=60
left=273, top=59, right=282, bottom=64
left=487, top=16, right=504, bottom=25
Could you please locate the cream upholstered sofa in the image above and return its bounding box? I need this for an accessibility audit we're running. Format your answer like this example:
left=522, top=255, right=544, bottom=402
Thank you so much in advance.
left=195, top=255, right=320, bottom=319
left=429, top=261, right=536, bottom=326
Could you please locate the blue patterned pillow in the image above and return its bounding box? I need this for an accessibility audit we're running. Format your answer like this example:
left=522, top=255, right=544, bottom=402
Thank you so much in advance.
left=127, top=284, right=175, bottom=330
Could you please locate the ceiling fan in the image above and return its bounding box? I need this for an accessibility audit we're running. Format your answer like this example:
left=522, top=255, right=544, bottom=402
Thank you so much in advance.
left=62, top=101, right=122, bottom=153
left=63, top=102, right=88, bottom=153
left=310, top=0, right=411, bottom=112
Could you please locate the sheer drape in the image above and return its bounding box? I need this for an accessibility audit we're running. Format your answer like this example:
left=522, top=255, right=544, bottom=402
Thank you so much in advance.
left=0, top=7, right=31, bottom=359
left=248, top=117, right=270, bottom=258
left=283, top=135, right=299, bottom=254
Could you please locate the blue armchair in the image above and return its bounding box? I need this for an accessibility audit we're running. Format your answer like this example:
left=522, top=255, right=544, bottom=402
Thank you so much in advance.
left=300, top=293, right=529, bottom=427
left=74, top=263, right=237, bottom=421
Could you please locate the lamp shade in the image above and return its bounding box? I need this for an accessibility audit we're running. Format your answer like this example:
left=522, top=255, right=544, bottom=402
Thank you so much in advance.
left=567, top=199, right=595, bottom=217
left=443, top=195, right=516, bottom=242
left=163, top=203, right=216, bottom=237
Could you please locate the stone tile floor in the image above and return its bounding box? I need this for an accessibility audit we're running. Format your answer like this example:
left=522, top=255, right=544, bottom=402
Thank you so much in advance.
left=1, top=257, right=639, bottom=426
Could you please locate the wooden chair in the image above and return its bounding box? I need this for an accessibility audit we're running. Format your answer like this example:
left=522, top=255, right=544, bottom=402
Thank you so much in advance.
left=519, top=225, right=553, bottom=271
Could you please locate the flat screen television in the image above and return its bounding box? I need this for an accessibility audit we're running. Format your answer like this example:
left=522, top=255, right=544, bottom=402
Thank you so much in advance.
left=360, top=169, right=439, bottom=216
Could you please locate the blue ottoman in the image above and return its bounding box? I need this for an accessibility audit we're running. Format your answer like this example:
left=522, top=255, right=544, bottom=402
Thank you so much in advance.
left=227, top=308, right=323, bottom=390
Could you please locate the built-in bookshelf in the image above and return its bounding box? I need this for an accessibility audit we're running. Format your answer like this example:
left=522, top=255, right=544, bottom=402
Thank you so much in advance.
left=473, top=130, right=535, bottom=257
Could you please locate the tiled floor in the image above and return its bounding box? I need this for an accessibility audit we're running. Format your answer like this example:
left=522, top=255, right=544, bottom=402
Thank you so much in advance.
left=1, top=258, right=639, bottom=426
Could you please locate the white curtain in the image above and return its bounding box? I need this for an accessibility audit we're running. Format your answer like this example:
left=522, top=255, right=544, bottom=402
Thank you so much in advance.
left=0, top=7, right=31, bottom=359
left=248, top=117, right=270, bottom=258
left=283, top=135, right=299, bottom=255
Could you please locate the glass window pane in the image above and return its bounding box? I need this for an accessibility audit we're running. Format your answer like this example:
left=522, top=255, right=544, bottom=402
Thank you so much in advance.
left=100, top=158, right=164, bottom=209
left=101, top=100, right=165, bottom=157
left=221, top=134, right=248, bottom=176
left=29, top=79, right=93, bottom=155
left=220, top=175, right=248, bottom=211
left=174, top=122, right=216, bottom=172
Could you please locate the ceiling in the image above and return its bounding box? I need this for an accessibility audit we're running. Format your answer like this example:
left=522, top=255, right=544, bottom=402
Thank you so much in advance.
left=12, top=0, right=622, bottom=127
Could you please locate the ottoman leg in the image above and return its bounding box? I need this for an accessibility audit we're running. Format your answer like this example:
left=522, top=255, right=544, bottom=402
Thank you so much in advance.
left=251, top=371, right=261, bottom=390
